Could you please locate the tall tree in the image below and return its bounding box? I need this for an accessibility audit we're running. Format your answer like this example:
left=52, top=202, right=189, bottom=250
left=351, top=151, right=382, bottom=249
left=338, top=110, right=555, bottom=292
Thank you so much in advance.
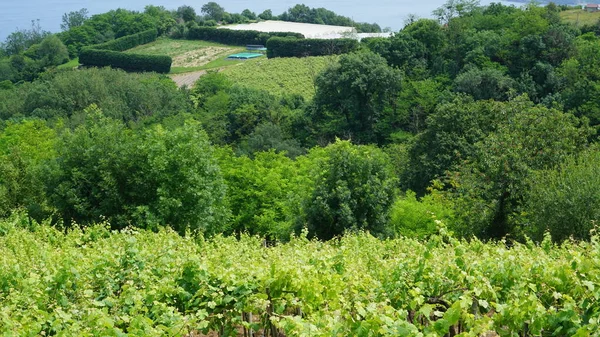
left=201, top=2, right=226, bottom=22
left=312, top=51, right=402, bottom=144
left=61, top=8, right=89, bottom=31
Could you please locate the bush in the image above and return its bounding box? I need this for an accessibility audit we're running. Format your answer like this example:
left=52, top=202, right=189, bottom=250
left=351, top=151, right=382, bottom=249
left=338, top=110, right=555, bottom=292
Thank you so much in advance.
left=187, top=26, right=304, bottom=45
left=389, top=191, right=454, bottom=239
left=88, top=29, right=158, bottom=52
left=524, top=149, right=600, bottom=242
left=304, top=140, right=397, bottom=240
left=80, top=49, right=171, bottom=73
left=266, top=37, right=359, bottom=58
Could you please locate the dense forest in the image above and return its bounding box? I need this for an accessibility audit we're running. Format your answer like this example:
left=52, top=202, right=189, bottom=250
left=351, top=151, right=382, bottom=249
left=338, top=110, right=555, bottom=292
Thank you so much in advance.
left=3, top=1, right=600, bottom=334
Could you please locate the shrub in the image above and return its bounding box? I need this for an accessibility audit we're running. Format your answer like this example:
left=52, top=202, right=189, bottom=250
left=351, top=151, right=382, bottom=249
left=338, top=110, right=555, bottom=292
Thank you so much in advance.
left=524, top=149, right=600, bottom=242
left=389, top=191, right=454, bottom=239
left=266, top=37, right=359, bottom=58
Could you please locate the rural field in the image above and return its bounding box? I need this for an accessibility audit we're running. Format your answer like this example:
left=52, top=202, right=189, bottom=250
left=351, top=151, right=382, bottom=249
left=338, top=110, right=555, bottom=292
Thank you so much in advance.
left=560, top=8, right=600, bottom=26
left=221, top=56, right=338, bottom=99
left=1, top=219, right=600, bottom=336
left=126, top=38, right=246, bottom=74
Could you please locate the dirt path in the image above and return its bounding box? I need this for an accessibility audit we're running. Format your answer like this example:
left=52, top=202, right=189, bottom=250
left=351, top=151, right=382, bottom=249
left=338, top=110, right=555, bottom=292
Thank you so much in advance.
left=169, top=70, right=208, bottom=88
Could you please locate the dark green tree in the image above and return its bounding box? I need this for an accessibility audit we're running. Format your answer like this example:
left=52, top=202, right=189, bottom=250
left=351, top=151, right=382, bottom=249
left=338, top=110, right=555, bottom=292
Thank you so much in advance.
left=201, top=2, right=226, bottom=22
left=312, top=51, right=402, bottom=144
left=304, top=140, right=397, bottom=240
left=447, top=98, right=593, bottom=239
left=524, top=148, right=600, bottom=242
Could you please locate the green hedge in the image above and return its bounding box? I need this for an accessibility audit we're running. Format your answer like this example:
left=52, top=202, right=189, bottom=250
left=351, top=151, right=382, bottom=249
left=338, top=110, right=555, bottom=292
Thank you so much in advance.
left=187, top=26, right=304, bottom=45
left=79, top=29, right=171, bottom=73
left=79, top=49, right=172, bottom=73
left=90, top=29, right=158, bottom=52
left=266, top=37, right=359, bottom=58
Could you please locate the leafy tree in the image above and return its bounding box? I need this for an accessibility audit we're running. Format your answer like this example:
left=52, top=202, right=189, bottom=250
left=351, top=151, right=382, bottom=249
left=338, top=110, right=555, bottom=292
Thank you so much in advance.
left=177, top=5, right=197, bottom=22
left=433, top=0, right=480, bottom=24
left=61, top=8, right=89, bottom=31
left=0, top=67, right=189, bottom=123
left=524, top=148, right=600, bottom=242
left=258, top=9, right=273, bottom=20
left=312, top=51, right=402, bottom=144
left=238, top=122, right=304, bottom=158
left=241, top=9, right=257, bottom=21
left=304, top=140, right=397, bottom=240
left=402, top=95, right=510, bottom=195
left=453, top=66, right=515, bottom=101
left=36, top=35, right=69, bottom=67
left=201, top=2, right=226, bottom=22
left=1, top=20, right=49, bottom=56
left=0, top=120, right=57, bottom=220
left=217, top=148, right=300, bottom=239
left=46, top=107, right=228, bottom=234
left=447, top=97, right=593, bottom=239
left=389, top=190, right=454, bottom=239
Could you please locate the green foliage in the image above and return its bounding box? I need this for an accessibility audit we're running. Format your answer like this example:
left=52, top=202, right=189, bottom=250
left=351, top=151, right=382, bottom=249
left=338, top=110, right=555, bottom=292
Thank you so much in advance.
left=402, top=95, right=511, bottom=195
left=389, top=190, right=454, bottom=239
left=78, top=29, right=171, bottom=73
left=61, top=8, right=89, bottom=31
left=266, top=37, right=359, bottom=58
left=36, top=35, right=70, bottom=67
left=46, top=109, right=228, bottom=234
left=453, top=66, right=516, bottom=101
left=79, top=48, right=172, bottom=73
left=0, top=120, right=57, bottom=219
left=201, top=2, right=226, bottom=22
left=312, top=51, right=403, bottom=144
left=87, top=29, right=158, bottom=52
left=304, top=140, right=397, bottom=240
left=176, top=5, right=197, bottom=22
left=186, top=26, right=303, bottom=45
left=525, top=148, right=600, bottom=242
left=0, top=67, right=188, bottom=123
left=217, top=148, right=302, bottom=239
left=4, top=223, right=600, bottom=335
left=278, top=4, right=381, bottom=32
left=448, top=97, right=593, bottom=239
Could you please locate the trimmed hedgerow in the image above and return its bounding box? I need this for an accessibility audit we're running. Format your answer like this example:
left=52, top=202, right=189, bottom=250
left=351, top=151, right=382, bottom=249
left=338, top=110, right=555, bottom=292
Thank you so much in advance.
left=79, top=49, right=172, bottom=73
left=79, top=29, right=171, bottom=73
left=187, top=26, right=304, bottom=45
left=90, top=29, right=158, bottom=52
left=266, top=37, right=358, bottom=58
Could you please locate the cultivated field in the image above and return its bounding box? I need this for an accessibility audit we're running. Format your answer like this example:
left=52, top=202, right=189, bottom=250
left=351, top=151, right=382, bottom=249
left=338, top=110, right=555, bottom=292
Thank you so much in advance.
left=560, top=9, right=600, bottom=26
left=221, top=56, right=338, bottom=98
left=126, top=38, right=245, bottom=74
left=2, top=221, right=600, bottom=336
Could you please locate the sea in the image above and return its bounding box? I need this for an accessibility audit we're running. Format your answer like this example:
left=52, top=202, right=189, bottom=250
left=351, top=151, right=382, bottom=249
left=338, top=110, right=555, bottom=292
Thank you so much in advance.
left=0, top=0, right=532, bottom=42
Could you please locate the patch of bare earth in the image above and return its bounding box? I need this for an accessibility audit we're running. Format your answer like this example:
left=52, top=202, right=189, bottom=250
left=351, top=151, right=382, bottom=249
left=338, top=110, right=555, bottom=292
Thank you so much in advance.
left=169, top=70, right=208, bottom=88
left=172, top=47, right=231, bottom=68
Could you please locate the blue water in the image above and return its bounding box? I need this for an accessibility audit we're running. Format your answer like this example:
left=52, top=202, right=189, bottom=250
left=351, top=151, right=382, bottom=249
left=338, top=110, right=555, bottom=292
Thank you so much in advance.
left=0, top=0, right=523, bottom=42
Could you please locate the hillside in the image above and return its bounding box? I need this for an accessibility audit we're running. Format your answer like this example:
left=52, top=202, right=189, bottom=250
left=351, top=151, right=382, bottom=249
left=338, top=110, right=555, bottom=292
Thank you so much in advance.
left=220, top=56, right=337, bottom=99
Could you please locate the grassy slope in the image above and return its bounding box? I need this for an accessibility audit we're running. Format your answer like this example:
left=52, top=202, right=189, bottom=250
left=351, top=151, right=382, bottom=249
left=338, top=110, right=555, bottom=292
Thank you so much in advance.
left=560, top=9, right=600, bottom=26
left=221, top=56, right=338, bottom=99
